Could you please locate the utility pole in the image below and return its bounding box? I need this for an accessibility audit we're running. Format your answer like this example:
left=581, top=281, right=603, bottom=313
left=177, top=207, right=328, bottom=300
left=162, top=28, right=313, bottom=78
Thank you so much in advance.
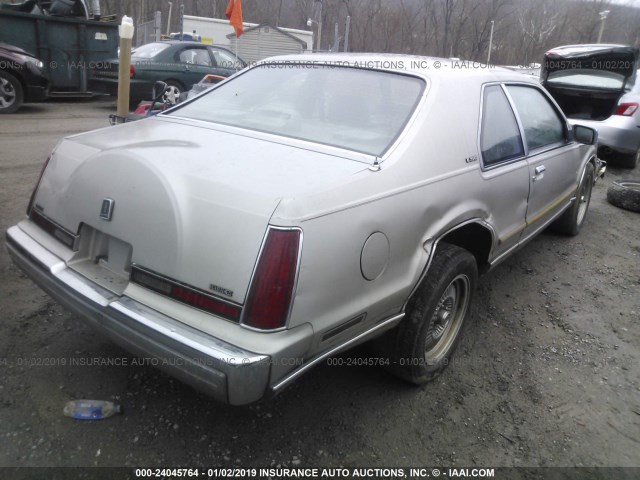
left=597, top=10, right=610, bottom=43
left=487, top=20, right=494, bottom=65
left=317, top=0, right=323, bottom=51
left=344, top=16, right=350, bottom=52
left=307, top=1, right=323, bottom=51
left=277, top=0, right=283, bottom=27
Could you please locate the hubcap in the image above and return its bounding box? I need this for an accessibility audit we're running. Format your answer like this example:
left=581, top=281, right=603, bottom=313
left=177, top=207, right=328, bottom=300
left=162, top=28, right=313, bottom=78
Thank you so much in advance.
left=425, top=274, right=471, bottom=364
left=577, top=176, right=592, bottom=225
left=432, top=285, right=456, bottom=340
left=163, top=86, right=181, bottom=105
left=0, top=78, right=16, bottom=108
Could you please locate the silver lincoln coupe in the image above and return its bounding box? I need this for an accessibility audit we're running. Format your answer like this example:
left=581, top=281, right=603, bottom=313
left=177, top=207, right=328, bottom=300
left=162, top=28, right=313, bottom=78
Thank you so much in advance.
left=6, top=54, right=604, bottom=405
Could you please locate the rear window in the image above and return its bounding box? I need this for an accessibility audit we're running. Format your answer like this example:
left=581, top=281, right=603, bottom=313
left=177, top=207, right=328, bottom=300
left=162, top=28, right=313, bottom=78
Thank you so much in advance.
left=547, top=70, right=626, bottom=89
left=132, top=43, right=171, bottom=59
left=169, top=64, right=425, bottom=156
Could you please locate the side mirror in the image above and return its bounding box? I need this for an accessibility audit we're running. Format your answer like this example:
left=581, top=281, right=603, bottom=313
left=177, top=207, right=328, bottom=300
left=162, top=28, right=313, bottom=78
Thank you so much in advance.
left=573, top=125, right=598, bottom=145
left=152, top=81, right=168, bottom=100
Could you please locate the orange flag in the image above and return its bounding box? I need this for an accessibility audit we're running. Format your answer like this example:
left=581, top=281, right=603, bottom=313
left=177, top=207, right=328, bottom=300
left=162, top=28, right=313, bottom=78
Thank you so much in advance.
left=225, top=0, right=243, bottom=37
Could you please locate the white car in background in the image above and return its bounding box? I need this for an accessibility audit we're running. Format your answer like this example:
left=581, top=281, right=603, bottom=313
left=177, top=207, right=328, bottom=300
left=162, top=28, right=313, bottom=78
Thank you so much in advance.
left=542, top=44, right=640, bottom=168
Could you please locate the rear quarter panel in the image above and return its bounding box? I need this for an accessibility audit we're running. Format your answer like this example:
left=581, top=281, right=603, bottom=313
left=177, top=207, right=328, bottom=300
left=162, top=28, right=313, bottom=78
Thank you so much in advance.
left=280, top=73, right=536, bottom=356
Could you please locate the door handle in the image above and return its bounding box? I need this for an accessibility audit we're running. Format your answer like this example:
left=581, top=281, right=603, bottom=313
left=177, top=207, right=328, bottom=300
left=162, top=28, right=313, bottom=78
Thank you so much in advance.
left=532, top=165, right=546, bottom=182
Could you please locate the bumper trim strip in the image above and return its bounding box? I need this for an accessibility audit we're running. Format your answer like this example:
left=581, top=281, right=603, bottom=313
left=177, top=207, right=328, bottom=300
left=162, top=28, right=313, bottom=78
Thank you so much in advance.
left=271, top=312, right=405, bottom=394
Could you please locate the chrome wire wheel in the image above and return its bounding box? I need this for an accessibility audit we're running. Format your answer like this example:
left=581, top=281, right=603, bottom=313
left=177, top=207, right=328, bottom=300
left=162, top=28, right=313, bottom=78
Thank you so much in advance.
left=0, top=77, right=17, bottom=109
left=576, top=174, right=593, bottom=226
left=425, top=274, right=471, bottom=364
left=377, top=243, right=477, bottom=385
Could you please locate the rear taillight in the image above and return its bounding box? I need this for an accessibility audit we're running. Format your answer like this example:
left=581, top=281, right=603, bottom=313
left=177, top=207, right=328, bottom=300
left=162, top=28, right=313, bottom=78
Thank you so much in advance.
left=130, top=64, right=135, bottom=78
left=131, top=266, right=242, bottom=321
left=243, top=228, right=301, bottom=330
left=27, top=156, right=51, bottom=215
left=615, top=102, right=638, bottom=116
left=171, top=285, right=241, bottom=321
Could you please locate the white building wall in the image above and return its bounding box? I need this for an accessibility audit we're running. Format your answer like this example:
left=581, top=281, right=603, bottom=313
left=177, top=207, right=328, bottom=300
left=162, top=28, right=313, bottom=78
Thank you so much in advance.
left=228, top=26, right=306, bottom=63
left=183, top=15, right=313, bottom=52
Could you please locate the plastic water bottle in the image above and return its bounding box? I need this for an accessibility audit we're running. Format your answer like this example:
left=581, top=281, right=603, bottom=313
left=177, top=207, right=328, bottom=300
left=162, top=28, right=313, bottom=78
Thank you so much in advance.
left=63, top=400, right=121, bottom=420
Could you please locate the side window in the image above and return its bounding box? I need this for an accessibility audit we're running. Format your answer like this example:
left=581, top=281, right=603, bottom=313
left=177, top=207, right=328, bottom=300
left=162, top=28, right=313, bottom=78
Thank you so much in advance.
left=480, top=85, right=524, bottom=166
left=506, top=85, right=565, bottom=151
left=211, top=48, right=240, bottom=69
left=178, top=48, right=212, bottom=66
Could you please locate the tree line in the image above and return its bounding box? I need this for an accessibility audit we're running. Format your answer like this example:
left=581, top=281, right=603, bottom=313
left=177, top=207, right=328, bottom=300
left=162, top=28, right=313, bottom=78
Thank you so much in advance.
left=100, top=0, right=640, bottom=65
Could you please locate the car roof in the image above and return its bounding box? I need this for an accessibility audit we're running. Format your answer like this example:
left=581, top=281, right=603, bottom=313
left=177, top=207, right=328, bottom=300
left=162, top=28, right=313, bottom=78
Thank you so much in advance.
left=256, top=52, right=538, bottom=83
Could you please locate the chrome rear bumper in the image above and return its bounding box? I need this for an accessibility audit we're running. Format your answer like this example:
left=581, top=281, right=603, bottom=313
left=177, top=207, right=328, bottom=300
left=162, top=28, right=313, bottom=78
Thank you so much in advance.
left=6, top=225, right=270, bottom=405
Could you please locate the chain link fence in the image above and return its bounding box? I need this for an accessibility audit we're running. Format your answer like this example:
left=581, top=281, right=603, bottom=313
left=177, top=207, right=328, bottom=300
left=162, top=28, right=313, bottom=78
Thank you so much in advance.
left=135, top=11, right=162, bottom=47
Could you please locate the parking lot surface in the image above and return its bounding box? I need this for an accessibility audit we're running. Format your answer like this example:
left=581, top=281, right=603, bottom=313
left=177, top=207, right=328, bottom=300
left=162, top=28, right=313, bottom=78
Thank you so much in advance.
left=1, top=100, right=639, bottom=469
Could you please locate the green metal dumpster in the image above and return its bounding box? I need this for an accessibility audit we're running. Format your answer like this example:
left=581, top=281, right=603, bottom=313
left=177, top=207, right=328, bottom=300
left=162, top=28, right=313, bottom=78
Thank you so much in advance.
left=0, top=9, right=118, bottom=94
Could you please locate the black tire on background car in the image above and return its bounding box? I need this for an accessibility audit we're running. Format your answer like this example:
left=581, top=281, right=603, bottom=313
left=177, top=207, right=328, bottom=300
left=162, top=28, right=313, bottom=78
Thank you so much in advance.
left=0, top=70, right=24, bottom=114
left=606, top=179, right=640, bottom=213
left=552, top=162, right=594, bottom=236
left=378, top=243, right=478, bottom=385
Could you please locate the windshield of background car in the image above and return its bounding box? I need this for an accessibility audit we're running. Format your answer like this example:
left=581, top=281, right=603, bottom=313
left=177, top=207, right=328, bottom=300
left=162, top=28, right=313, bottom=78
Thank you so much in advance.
left=131, top=43, right=171, bottom=59
left=170, top=64, right=425, bottom=156
left=546, top=69, right=626, bottom=89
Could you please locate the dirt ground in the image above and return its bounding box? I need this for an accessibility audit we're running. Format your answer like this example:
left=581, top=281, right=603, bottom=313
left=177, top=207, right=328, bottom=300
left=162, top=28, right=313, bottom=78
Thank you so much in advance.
left=0, top=100, right=639, bottom=473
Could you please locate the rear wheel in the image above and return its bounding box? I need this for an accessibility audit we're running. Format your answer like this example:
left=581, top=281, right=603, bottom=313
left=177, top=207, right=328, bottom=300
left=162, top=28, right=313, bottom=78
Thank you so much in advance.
left=0, top=71, right=24, bottom=114
left=552, top=163, right=594, bottom=236
left=378, top=243, right=477, bottom=384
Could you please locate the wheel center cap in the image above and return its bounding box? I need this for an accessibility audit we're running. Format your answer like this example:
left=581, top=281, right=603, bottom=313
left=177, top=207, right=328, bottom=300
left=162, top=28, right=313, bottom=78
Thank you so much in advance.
left=433, top=303, right=453, bottom=340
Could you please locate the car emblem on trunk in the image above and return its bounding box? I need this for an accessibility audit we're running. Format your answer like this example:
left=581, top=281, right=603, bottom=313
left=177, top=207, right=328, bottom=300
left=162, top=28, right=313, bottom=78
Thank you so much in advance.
left=100, top=198, right=115, bottom=221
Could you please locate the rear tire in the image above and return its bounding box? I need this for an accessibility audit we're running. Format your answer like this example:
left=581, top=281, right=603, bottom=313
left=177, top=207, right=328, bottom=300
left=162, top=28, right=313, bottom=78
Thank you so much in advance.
left=0, top=71, right=24, bottom=114
left=552, top=163, right=594, bottom=236
left=378, top=243, right=477, bottom=384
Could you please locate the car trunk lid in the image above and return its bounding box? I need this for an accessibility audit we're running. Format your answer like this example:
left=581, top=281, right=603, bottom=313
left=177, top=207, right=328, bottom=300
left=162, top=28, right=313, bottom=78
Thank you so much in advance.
left=541, top=44, right=639, bottom=90
left=542, top=45, right=639, bottom=121
left=29, top=118, right=368, bottom=306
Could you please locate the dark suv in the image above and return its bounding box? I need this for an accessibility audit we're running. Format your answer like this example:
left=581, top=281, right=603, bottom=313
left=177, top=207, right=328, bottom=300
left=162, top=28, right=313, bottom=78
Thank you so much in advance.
left=0, top=43, right=50, bottom=113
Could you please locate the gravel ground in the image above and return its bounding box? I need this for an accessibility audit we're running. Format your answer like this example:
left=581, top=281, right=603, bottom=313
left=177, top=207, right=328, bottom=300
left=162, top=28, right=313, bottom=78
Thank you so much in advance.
left=0, top=100, right=639, bottom=475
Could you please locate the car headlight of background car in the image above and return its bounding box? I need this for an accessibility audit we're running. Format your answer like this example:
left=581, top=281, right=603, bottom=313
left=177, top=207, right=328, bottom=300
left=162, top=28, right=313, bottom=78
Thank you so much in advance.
left=15, top=53, right=44, bottom=70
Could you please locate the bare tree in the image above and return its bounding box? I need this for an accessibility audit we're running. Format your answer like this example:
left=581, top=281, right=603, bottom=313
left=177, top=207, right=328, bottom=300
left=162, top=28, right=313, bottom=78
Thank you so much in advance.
left=101, top=0, right=640, bottom=64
